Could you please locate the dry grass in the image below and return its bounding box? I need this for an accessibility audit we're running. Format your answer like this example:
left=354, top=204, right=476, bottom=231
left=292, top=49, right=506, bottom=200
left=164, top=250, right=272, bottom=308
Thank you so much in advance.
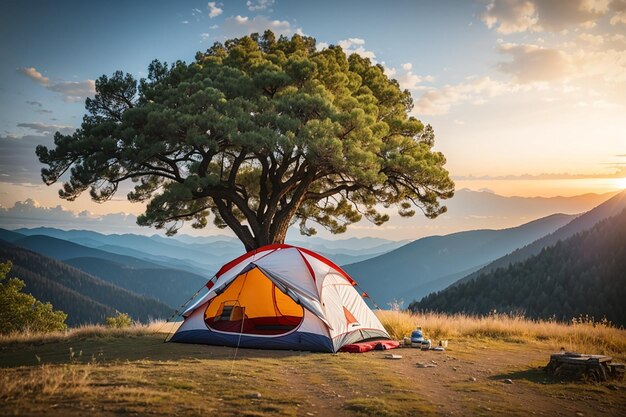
left=0, top=363, right=91, bottom=401
left=0, top=320, right=180, bottom=346
left=376, top=310, right=626, bottom=357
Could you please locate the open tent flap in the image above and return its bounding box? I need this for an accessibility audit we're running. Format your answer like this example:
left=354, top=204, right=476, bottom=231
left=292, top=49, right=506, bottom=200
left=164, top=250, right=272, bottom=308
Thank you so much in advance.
left=255, top=265, right=333, bottom=330
left=195, top=262, right=333, bottom=332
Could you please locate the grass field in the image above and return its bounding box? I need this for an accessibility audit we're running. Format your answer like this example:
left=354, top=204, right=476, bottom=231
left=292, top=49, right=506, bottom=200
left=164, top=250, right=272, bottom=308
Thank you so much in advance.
left=1, top=312, right=625, bottom=416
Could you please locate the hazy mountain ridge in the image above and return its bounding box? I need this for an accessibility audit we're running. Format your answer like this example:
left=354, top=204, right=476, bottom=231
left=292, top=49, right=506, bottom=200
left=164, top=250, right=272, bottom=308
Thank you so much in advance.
left=455, top=190, right=626, bottom=286
left=342, top=213, right=577, bottom=306
left=0, top=240, right=172, bottom=325
left=412, top=208, right=626, bottom=325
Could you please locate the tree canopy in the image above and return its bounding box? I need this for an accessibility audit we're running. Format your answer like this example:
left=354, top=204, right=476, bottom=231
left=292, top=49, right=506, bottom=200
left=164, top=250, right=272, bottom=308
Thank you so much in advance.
left=0, top=261, right=67, bottom=334
left=37, top=31, right=454, bottom=251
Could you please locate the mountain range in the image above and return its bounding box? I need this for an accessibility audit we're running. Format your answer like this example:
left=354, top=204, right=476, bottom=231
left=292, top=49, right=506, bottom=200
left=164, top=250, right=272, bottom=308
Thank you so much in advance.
left=0, top=240, right=172, bottom=326
left=343, top=213, right=576, bottom=307
left=413, top=208, right=626, bottom=326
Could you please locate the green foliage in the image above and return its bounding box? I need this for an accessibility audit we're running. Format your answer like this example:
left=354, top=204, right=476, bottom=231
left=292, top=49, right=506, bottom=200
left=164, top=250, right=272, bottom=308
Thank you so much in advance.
left=412, top=209, right=626, bottom=326
left=0, top=261, right=67, bottom=334
left=37, top=31, right=454, bottom=250
left=105, top=312, right=133, bottom=328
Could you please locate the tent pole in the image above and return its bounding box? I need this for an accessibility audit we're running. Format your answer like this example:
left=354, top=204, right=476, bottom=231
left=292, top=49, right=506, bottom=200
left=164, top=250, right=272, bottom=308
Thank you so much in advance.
left=157, top=281, right=212, bottom=342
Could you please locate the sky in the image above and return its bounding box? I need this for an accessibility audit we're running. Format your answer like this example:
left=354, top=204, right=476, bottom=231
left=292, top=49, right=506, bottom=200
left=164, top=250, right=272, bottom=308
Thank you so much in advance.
left=0, top=0, right=625, bottom=239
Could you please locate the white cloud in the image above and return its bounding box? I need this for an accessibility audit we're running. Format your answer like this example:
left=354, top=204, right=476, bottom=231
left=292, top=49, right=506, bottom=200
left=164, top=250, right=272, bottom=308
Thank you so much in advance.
left=497, top=42, right=571, bottom=83
left=0, top=199, right=143, bottom=234
left=413, top=77, right=514, bottom=116
left=337, top=38, right=376, bottom=60
left=396, top=70, right=426, bottom=90
left=482, top=0, right=610, bottom=33
left=610, top=0, right=626, bottom=24
left=401, top=62, right=413, bottom=71
left=246, top=0, right=274, bottom=11
left=316, top=41, right=329, bottom=51
left=207, top=2, right=223, bottom=18
left=181, top=20, right=189, bottom=24
left=18, top=67, right=95, bottom=102
left=200, top=32, right=210, bottom=42
left=496, top=40, right=626, bottom=86
left=222, top=15, right=292, bottom=37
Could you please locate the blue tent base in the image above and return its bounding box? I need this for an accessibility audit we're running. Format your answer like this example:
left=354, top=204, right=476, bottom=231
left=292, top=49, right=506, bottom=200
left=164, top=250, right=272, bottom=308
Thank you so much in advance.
left=170, top=329, right=335, bottom=353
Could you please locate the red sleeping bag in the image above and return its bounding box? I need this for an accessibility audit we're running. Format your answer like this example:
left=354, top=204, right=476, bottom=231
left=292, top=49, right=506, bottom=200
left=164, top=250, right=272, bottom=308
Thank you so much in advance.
left=340, top=339, right=400, bottom=353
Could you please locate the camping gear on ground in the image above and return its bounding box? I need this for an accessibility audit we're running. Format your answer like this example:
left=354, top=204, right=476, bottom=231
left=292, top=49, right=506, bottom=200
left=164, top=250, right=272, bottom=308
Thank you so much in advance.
left=420, top=339, right=432, bottom=350
left=439, top=340, right=448, bottom=347
left=545, top=352, right=625, bottom=382
left=403, top=337, right=412, bottom=346
left=340, top=340, right=401, bottom=353
left=170, top=244, right=390, bottom=353
left=384, top=354, right=402, bottom=360
left=411, top=327, right=424, bottom=343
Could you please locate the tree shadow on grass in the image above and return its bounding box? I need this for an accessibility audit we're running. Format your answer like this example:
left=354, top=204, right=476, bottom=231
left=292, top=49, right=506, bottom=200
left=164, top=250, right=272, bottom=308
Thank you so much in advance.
left=489, top=366, right=563, bottom=385
left=0, top=333, right=327, bottom=368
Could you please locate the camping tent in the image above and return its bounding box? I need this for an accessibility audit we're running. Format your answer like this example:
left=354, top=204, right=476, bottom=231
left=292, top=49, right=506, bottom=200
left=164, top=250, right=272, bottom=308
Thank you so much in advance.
left=170, top=244, right=390, bottom=352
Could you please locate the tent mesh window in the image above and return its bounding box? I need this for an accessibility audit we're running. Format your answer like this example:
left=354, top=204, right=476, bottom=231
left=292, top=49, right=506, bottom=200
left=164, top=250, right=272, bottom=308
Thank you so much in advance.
left=204, top=268, right=304, bottom=335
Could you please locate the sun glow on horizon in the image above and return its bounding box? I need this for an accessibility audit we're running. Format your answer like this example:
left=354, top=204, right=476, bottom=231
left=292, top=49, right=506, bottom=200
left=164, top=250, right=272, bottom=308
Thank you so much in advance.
left=615, top=177, right=626, bottom=190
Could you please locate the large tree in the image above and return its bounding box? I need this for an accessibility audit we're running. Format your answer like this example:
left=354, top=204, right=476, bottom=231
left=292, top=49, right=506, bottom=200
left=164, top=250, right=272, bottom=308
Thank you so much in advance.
left=38, top=32, right=454, bottom=251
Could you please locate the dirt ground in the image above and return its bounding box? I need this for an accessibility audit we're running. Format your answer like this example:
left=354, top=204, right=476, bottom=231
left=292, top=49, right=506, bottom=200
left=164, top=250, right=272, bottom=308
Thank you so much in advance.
left=0, top=334, right=624, bottom=416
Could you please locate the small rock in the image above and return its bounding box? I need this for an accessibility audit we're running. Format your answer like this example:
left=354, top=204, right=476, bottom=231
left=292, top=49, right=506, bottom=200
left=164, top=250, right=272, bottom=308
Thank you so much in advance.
left=575, top=413, right=584, bottom=417
left=469, top=377, right=477, bottom=382
left=416, top=362, right=437, bottom=368
left=502, top=379, right=513, bottom=384
left=246, top=392, right=262, bottom=398
left=431, top=360, right=438, bottom=364
left=452, top=367, right=458, bottom=371
left=608, top=384, right=619, bottom=391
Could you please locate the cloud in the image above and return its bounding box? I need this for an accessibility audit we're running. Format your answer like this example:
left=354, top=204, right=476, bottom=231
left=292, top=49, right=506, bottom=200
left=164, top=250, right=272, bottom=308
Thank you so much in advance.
left=316, top=41, right=329, bottom=51
left=610, top=0, right=626, bottom=24
left=413, top=76, right=513, bottom=116
left=17, top=123, right=74, bottom=135
left=18, top=67, right=95, bottom=102
left=337, top=38, right=376, bottom=60
left=181, top=20, right=189, bottom=24
left=482, top=0, right=610, bottom=33
left=222, top=15, right=292, bottom=37
left=207, top=2, right=223, bottom=18
left=246, top=0, right=274, bottom=11
left=200, top=32, right=210, bottom=42
left=497, top=42, right=571, bottom=83
left=25, top=100, right=43, bottom=107
left=0, top=199, right=144, bottom=234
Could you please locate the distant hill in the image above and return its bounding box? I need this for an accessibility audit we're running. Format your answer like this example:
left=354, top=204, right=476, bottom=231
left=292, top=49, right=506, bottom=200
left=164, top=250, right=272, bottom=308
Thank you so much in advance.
left=10, top=235, right=160, bottom=269
left=0, top=231, right=209, bottom=307
left=455, top=189, right=626, bottom=286
left=0, top=241, right=172, bottom=325
left=12, top=227, right=402, bottom=271
left=412, top=209, right=626, bottom=326
left=64, top=257, right=207, bottom=308
left=343, top=213, right=575, bottom=307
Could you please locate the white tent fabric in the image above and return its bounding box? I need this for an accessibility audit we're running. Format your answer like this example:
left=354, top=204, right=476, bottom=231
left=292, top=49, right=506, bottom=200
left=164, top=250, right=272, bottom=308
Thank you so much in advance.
left=171, top=244, right=389, bottom=352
